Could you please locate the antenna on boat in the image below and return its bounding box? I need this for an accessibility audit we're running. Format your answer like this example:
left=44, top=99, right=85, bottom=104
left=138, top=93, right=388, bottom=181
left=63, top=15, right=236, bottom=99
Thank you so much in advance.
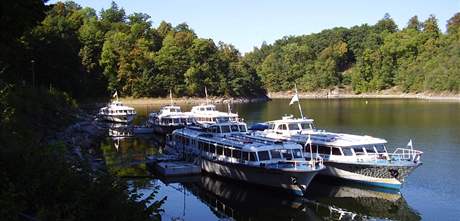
left=169, top=89, right=173, bottom=106
left=289, top=84, right=304, bottom=119
left=113, top=91, right=119, bottom=102
left=205, top=86, right=209, bottom=105
left=227, top=102, right=231, bottom=114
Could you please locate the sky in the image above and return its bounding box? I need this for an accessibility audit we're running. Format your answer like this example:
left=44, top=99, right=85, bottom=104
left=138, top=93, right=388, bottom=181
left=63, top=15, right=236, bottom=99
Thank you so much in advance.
left=48, top=0, right=460, bottom=53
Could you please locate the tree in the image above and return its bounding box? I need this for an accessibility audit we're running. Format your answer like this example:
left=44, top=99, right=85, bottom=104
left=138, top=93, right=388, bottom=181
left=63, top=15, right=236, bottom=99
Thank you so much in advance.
left=406, top=15, right=422, bottom=31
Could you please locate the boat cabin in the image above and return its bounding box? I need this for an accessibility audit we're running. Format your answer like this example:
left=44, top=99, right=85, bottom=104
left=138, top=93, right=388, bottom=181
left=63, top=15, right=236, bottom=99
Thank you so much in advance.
left=188, top=104, right=239, bottom=124
left=304, top=142, right=388, bottom=162
left=266, top=115, right=315, bottom=136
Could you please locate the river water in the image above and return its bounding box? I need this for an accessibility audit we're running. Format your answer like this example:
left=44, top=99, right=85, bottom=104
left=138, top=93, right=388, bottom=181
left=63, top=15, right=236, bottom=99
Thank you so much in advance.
left=100, top=98, right=460, bottom=221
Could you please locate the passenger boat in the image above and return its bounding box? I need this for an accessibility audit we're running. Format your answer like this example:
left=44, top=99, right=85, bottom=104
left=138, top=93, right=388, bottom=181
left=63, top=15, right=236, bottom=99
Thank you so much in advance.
left=185, top=87, right=239, bottom=125
left=254, top=86, right=423, bottom=189
left=98, top=92, right=136, bottom=123
left=148, top=105, right=192, bottom=134
left=147, top=90, right=192, bottom=134
left=166, top=120, right=325, bottom=195
left=186, top=103, right=239, bottom=124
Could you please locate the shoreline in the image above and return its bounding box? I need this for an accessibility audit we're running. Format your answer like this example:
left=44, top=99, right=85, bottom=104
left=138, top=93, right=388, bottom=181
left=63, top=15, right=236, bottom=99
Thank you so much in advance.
left=268, top=91, right=460, bottom=101
left=117, top=92, right=460, bottom=105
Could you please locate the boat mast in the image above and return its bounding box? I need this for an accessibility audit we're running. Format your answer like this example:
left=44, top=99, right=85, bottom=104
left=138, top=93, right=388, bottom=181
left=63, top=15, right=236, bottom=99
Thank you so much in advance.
left=295, top=84, right=304, bottom=119
left=205, top=86, right=209, bottom=105
left=169, top=89, right=173, bottom=106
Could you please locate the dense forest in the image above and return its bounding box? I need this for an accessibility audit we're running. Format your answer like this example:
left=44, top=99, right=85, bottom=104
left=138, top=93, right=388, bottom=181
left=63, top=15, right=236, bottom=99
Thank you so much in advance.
left=246, top=13, right=460, bottom=93
left=1, top=1, right=164, bottom=220
left=1, top=1, right=265, bottom=99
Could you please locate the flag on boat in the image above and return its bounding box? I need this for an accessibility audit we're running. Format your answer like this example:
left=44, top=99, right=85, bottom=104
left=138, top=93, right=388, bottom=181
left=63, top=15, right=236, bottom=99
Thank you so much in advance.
left=113, top=91, right=118, bottom=98
left=289, top=93, right=299, bottom=105
left=407, top=139, right=413, bottom=147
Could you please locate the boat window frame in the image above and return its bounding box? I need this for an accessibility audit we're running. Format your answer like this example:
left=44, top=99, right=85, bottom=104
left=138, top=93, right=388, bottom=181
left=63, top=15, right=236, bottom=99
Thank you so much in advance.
left=318, top=145, right=331, bottom=155
left=270, top=149, right=282, bottom=159
left=230, top=124, right=239, bottom=132
left=238, top=125, right=247, bottom=132
left=365, top=145, right=377, bottom=154
left=353, top=147, right=365, bottom=155
left=257, top=150, right=270, bottom=161
left=292, top=149, right=303, bottom=159
left=331, top=147, right=342, bottom=156
left=224, top=147, right=232, bottom=157
left=221, top=125, right=231, bottom=133
left=288, top=123, right=300, bottom=131
left=341, top=147, right=354, bottom=156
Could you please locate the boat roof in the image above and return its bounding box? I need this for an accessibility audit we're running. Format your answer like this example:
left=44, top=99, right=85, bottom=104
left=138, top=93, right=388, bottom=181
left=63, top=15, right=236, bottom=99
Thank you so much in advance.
left=301, top=131, right=387, bottom=147
left=102, top=101, right=135, bottom=111
left=175, top=125, right=301, bottom=152
left=188, top=104, right=238, bottom=118
left=266, top=115, right=314, bottom=124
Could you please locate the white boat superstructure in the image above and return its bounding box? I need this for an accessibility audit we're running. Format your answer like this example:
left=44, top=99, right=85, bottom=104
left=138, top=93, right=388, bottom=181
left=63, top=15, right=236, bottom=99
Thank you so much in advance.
left=98, top=100, right=136, bottom=123
left=166, top=120, right=325, bottom=195
left=148, top=105, right=192, bottom=134
left=186, top=104, right=239, bottom=125
left=257, top=115, right=423, bottom=189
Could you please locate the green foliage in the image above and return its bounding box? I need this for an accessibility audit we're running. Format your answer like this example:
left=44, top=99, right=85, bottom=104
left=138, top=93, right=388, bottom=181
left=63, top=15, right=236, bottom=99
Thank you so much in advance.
left=247, top=12, right=460, bottom=94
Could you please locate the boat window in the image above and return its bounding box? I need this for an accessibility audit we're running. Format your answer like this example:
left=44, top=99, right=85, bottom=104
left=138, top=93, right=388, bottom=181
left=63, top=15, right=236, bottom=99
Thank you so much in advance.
left=365, top=146, right=376, bottom=154
left=221, top=126, right=231, bottom=133
left=258, top=151, right=270, bottom=161
left=224, top=148, right=232, bottom=157
left=238, top=125, right=247, bottom=132
left=198, top=141, right=205, bottom=150
left=206, top=107, right=213, bottom=111
left=331, top=147, right=342, bottom=155
left=277, top=124, right=287, bottom=130
left=288, top=123, right=300, bottom=130
left=353, top=147, right=365, bottom=155
left=268, top=123, right=275, bottom=130
left=318, top=146, right=331, bottom=155
left=270, top=150, right=282, bottom=159
left=217, top=145, right=224, bottom=155
left=292, top=149, right=303, bottom=158
left=342, top=148, right=353, bottom=156
left=232, top=149, right=241, bottom=159
left=242, top=151, right=249, bottom=161
left=375, top=145, right=386, bottom=153
left=281, top=149, right=293, bottom=159
left=249, top=152, right=257, bottom=161
left=209, top=126, right=218, bottom=133
left=230, top=125, right=239, bottom=132
left=209, top=144, right=216, bottom=154
left=301, top=123, right=312, bottom=130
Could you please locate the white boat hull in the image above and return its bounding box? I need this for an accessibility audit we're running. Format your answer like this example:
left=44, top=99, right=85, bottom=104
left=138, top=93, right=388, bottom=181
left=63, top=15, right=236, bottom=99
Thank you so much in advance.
left=100, top=114, right=135, bottom=123
left=200, top=158, right=319, bottom=195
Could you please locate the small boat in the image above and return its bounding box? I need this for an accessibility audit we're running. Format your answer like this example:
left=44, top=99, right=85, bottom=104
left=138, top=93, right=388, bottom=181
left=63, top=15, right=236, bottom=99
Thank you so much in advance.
left=98, top=92, right=136, bottom=123
left=166, top=120, right=325, bottom=195
left=255, top=86, right=423, bottom=189
left=147, top=90, right=193, bottom=134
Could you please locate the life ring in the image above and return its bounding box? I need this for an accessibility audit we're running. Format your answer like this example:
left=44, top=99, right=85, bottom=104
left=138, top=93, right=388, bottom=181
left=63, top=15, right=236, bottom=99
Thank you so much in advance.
left=389, top=169, right=399, bottom=178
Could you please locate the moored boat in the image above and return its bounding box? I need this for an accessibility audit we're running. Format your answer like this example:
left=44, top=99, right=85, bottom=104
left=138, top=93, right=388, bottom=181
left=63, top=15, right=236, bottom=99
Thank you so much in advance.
left=147, top=90, right=193, bottom=134
left=166, top=120, right=325, bottom=195
left=98, top=92, right=136, bottom=123
left=254, top=86, right=423, bottom=189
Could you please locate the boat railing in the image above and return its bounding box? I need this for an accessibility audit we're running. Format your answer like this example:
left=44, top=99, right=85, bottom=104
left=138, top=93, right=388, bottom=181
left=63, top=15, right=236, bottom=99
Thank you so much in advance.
left=389, top=148, right=423, bottom=162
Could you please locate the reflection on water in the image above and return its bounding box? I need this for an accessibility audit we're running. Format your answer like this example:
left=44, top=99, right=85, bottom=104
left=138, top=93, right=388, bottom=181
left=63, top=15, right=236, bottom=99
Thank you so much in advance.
left=97, top=131, right=420, bottom=221
left=96, top=99, right=460, bottom=220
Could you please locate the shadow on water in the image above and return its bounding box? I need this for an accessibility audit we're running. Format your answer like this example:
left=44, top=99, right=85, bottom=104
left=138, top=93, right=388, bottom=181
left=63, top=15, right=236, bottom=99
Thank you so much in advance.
left=179, top=174, right=421, bottom=221
left=95, top=128, right=420, bottom=221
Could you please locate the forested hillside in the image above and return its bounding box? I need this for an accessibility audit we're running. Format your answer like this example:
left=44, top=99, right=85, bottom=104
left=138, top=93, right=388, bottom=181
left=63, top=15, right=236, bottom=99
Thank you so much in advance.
left=245, top=13, right=460, bottom=94
left=1, top=1, right=265, bottom=99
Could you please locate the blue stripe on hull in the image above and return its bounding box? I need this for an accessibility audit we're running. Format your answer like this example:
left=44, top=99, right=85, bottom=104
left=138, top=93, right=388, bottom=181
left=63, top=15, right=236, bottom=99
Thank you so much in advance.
left=351, top=179, right=401, bottom=189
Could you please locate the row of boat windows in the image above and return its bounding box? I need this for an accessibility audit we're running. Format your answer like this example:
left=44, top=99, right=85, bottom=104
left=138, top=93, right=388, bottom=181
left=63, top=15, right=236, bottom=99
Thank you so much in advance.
left=197, top=141, right=303, bottom=162
left=195, top=117, right=236, bottom=122
left=207, top=125, right=247, bottom=133
left=174, top=134, right=302, bottom=162
left=268, top=123, right=314, bottom=131
left=159, top=118, right=191, bottom=124
left=305, top=144, right=387, bottom=156
left=101, top=110, right=135, bottom=114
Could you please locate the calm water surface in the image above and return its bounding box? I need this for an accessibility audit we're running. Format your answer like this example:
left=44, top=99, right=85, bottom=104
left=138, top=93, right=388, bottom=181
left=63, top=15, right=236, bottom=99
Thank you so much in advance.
left=100, top=99, right=460, bottom=220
